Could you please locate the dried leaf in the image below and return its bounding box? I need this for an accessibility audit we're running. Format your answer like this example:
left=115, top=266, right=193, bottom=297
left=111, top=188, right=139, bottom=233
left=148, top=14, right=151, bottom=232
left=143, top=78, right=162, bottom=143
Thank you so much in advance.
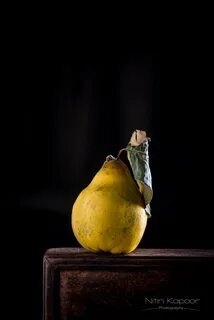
left=127, top=130, right=153, bottom=217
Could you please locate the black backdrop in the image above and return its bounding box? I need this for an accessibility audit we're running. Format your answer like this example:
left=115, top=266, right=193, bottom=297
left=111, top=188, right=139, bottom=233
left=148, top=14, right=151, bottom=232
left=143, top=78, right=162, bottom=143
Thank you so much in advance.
left=3, top=28, right=213, bottom=319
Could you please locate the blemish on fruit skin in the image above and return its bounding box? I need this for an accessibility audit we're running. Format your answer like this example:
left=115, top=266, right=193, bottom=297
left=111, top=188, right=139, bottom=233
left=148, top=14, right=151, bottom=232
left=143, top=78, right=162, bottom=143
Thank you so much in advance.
left=94, top=186, right=104, bottom=192
left=90, top=202, right=96, bottom=210
left=85, top=199, right=96, bottom=210
left=128, top=216, right=132, bottom=222
left=122, top=227, right=128, bottom=233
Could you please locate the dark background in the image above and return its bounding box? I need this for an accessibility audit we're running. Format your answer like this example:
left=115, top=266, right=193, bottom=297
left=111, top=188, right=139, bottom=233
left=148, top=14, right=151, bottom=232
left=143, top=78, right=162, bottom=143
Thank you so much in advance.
left=3, top=24, right=213, bottom=319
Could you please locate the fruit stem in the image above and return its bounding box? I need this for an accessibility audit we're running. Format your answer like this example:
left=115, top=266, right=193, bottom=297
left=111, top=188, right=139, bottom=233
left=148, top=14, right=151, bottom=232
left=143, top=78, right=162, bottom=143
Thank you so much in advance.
left=106, top=155, right=116, bottom=161
left=116, top=148, right=127, bottom=159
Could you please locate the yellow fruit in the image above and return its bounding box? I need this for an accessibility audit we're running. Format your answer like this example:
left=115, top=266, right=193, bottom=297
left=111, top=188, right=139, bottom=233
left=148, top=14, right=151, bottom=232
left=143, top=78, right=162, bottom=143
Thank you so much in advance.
left=71, top=158, right=147, bottom=254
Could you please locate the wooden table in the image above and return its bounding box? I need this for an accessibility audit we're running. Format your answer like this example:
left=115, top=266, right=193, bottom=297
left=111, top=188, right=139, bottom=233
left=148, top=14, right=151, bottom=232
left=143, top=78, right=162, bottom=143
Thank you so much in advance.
left=43, top=248, right=214, bottom=319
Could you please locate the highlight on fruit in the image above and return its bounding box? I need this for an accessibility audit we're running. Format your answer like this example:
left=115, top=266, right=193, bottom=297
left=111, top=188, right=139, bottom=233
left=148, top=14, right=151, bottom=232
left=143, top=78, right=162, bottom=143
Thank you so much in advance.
left=71, top=130, right=153, bottom=254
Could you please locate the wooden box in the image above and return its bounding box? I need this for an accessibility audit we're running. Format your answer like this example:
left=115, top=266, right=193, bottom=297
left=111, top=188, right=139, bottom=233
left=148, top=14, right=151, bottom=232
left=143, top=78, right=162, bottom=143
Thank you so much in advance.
left=43, top=248, right=214, bottom=319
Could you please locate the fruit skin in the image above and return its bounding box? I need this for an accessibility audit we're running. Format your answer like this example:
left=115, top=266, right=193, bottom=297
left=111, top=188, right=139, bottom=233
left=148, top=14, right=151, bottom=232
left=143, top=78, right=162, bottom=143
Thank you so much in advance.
left=71, top=159, right=147, bottom=254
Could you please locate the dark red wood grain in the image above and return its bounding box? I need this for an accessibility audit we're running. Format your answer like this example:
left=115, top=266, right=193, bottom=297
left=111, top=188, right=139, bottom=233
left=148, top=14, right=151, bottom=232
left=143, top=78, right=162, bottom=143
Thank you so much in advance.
left=43, top=248, right=214, bottom=319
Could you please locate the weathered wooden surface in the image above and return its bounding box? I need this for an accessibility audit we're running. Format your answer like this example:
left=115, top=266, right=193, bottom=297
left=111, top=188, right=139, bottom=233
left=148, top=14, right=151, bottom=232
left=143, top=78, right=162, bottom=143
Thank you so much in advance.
left=43, top=248, right=214, bottom=319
